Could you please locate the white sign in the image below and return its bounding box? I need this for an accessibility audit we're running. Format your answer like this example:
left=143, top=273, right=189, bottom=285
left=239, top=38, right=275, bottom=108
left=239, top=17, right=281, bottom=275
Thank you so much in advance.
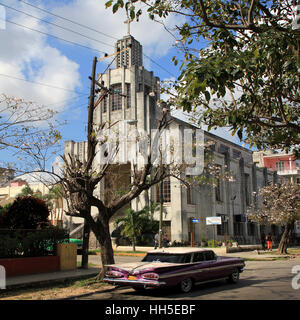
left=206, top=217, right=222, bottom=225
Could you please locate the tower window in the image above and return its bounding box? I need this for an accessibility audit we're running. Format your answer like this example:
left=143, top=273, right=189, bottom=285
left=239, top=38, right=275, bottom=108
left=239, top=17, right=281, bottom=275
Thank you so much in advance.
left=111, top=84, right=122, bottom=111
left=125, top=83, right=131, bottom=108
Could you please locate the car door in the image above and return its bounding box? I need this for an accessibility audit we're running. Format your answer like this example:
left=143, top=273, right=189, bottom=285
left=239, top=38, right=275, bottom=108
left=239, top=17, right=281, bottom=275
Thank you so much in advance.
left=203, top=250, right=220, bottom=280
left=191, top=251, right=210, bottom=282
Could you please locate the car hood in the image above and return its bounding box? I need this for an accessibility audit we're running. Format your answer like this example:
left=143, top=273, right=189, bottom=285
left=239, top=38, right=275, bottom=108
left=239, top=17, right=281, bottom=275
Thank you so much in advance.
left=105, top=261, right=187, bottom=273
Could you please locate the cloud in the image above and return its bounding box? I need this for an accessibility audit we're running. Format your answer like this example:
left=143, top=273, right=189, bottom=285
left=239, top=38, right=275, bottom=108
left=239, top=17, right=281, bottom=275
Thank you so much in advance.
left=0, top=0, right=81, bottom=112
left=50, top=0, right=184, bottom=64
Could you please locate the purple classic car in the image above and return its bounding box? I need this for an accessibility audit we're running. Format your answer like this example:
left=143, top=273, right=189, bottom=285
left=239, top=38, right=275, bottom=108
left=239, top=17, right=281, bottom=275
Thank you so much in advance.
left=103, top=247, right=245, bottom=293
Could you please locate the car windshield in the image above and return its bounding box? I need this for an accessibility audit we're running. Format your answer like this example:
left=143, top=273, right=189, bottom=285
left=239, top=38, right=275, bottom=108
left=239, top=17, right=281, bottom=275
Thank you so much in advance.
left=142, top=253, right=191, bottom=263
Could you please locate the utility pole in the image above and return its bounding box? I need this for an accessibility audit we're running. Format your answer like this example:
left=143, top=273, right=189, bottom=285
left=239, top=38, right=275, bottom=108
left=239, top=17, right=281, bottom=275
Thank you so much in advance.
left=158, top=145, right=163, bottom=248
left=81, top=56, right=97, bottom=269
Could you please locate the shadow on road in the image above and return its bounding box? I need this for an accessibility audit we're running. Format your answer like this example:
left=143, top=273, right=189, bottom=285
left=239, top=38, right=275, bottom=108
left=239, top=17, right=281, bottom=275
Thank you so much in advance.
left=113, top=274, right=293, bottom=299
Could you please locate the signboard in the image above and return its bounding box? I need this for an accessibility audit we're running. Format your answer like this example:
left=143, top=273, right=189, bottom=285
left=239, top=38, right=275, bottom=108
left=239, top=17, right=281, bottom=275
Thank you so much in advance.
left=206, top=217, right=222, bottom=225
left=191, top=218, right=200, bottom=223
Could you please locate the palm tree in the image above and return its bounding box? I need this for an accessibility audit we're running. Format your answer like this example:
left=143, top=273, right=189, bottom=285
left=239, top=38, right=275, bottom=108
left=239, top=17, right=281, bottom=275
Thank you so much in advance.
left=114, top=207, right=150, bottom=252
left=17, top=185, right=35, bottom=197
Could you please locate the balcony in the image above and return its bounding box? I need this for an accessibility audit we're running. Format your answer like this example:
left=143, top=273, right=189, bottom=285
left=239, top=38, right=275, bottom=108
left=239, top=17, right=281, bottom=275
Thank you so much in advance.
left=277, top=168, right=300, bottom=176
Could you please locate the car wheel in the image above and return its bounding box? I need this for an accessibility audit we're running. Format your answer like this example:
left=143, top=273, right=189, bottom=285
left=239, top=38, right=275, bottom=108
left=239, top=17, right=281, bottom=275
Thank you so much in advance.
left=227, top=269, right=240, bottom=284
left=179, top=278, right=193, bottom=293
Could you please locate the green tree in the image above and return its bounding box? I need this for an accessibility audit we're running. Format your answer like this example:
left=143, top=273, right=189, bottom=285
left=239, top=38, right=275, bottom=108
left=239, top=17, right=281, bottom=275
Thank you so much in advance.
left=106, top=0, right=300, bottom=155
left=0, top=196, right=50, bottom=229
left=247, top=182, right=300, bottom=254
left=17, top=185, right=38, bottom=197
left=114, top=204, right=159, bottom=252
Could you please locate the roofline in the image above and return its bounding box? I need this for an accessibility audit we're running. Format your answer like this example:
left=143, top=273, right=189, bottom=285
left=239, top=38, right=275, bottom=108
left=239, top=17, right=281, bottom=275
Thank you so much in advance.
left=170, top=116, right=253, bottom=154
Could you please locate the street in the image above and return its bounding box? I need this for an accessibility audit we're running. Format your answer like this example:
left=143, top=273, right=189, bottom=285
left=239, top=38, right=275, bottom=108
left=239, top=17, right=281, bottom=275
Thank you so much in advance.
left=75, top=256, right=300, bottom=300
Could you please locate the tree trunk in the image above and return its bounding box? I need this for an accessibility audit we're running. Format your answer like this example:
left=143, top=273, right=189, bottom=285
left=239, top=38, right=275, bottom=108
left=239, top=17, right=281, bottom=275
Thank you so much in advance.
left=87, top=215, right=115, bottom=280
left=132, top=236, right=136, bottom=252
left=278, top=221, right=295, bottom=254
left=81, top=219, right=90, bottom=269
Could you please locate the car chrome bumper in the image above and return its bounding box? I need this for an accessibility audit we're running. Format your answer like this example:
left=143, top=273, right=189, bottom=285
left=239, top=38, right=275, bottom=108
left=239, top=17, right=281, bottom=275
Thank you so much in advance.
left=103, top=278, right=166, bottom=287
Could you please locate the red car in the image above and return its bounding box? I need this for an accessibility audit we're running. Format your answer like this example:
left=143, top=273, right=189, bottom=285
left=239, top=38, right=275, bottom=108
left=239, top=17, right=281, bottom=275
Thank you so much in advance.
left=104, top=247, right=245, bottom=293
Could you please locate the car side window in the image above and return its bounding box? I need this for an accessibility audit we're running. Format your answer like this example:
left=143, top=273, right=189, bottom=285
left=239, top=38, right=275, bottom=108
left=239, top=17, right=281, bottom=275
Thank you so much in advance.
left=204, top=251, right=216, bottom=261
left=192, top=252, right=205, bottom=262
left=183, top=254, right=192, bottom=263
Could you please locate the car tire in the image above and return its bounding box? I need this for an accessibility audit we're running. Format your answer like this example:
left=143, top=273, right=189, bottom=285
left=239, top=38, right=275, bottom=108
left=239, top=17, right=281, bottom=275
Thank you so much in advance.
left=179, top=278, right=193, bottom=293
left=227, top=269, right=240, bottom=284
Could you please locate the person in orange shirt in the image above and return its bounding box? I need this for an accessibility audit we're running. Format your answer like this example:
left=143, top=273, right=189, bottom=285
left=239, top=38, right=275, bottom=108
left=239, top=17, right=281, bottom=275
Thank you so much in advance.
left=266, top=233, right=273, bottom=251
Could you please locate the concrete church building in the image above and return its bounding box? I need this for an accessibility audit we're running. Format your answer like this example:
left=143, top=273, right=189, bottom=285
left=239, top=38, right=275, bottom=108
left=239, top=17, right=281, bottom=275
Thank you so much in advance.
left=65, top=33, right=278, bottom=247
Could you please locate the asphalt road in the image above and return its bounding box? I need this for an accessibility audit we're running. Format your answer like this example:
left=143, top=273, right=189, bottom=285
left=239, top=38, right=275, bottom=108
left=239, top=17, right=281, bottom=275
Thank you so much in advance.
left=75, top=256, right=300, bottom=300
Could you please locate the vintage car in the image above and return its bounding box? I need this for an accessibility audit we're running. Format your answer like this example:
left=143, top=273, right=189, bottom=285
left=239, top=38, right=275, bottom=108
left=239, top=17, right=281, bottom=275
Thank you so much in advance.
left=103, top=247, right=245, bottom=293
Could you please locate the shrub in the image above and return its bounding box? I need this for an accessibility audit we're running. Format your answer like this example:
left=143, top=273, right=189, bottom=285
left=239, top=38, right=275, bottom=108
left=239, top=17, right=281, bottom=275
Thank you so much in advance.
left=0, top=227, right=69, bottom=258
left=208, top=239, right=220, bottom=247
left=0, top=196, right=49, bottom=229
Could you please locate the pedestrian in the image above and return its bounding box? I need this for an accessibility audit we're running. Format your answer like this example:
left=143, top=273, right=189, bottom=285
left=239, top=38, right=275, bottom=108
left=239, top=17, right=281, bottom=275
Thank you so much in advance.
left=163, top=234, right=169, bottom=248
left=266, top=233, right=273, bottom=251
left=154, top=233, right=159, bottom=249
left=261, top=232, right=266, bottom=250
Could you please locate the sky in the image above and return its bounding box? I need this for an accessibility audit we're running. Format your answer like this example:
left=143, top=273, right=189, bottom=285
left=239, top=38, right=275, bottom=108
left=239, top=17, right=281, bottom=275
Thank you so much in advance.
left=0, top=0, right=244, bottom=174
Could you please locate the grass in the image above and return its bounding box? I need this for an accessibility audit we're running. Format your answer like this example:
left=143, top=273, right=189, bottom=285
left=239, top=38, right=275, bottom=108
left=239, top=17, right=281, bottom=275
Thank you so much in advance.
left=244, top=256, right=291, bottom=261
left=259, top=248, right=300, bottom=255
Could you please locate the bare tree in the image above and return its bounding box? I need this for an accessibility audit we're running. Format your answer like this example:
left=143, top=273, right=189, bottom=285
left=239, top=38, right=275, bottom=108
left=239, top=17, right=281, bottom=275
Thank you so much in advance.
left=0, top=94, right=62, bottom=170
left=60, top=108, right=190, bottom=279
left=247, top=182, right=300, bottom=254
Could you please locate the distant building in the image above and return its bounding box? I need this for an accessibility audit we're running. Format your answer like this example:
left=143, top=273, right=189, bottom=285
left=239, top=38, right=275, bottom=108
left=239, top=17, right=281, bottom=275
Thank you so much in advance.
left=254, top=151, right=300, bottom=184
left=0, top=179, right=63, bottom=226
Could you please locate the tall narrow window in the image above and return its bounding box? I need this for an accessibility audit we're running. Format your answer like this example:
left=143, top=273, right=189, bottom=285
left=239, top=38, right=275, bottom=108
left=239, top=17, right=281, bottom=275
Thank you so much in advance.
left=111, top=84, right=122, bottom=111
left=156, top=177, right=171, bottom=203
left=187, top=185, right=195, bottom=205
left=214, top=165, right=222, bottom=202
left=245, top=173, right=251, bottom=206
left=125, top=83, right=131, bottom=108
left=103, top=94, right=107, bottom=113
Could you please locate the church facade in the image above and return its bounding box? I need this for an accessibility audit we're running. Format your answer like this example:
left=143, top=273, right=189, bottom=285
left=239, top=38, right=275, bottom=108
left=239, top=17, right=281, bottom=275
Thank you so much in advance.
left=65, top=34, right=278, bottom=246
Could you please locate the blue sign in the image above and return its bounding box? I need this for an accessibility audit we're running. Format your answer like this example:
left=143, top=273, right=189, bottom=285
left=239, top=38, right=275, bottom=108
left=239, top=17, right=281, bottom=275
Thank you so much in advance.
left=191, top=218, right=200, bottom=223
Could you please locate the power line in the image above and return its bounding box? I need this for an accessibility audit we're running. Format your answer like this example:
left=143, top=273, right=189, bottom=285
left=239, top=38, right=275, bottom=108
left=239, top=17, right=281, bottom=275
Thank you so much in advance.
left=0, top=73, right=85, bottom=94
left=18, top=0, right=177, bottom=77
left=18, top=0, right=119, bottom=41
left=46, top=93, right=89, bottom=107
left=1, top=18, right=108, bottom=55
left=1, top=2, right=113, bottom=49
left=143, top=52, right=176, bottom=78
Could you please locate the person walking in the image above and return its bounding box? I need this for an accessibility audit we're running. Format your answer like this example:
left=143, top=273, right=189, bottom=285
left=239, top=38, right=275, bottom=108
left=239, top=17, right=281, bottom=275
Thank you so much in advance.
left=154, top=233, right=159, bottom=249
left=163, top=234, right=169, bottom=248
left=266, top=233, right=273, bottom=251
